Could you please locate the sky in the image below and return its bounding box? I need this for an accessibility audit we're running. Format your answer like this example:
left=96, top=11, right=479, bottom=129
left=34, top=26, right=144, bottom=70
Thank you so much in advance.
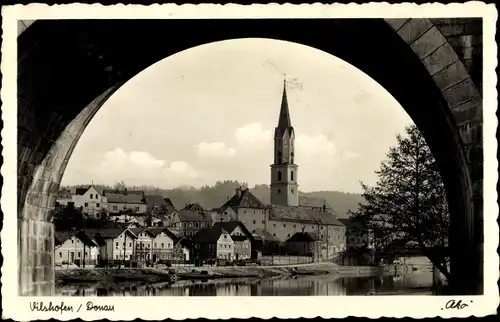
left=61, top=38, right=413, bottom=193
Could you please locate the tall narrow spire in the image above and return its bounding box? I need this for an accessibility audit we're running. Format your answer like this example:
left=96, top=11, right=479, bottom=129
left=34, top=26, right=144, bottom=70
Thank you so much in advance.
left=277, top=79, right=292, bottom=130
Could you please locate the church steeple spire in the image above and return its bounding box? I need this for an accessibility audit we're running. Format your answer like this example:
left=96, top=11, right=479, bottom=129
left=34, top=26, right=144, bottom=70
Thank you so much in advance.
left=277, top=79, right=292, bottom=130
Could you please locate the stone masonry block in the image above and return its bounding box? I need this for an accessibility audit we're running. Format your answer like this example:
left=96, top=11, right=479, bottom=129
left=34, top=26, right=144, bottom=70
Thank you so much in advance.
left=397, top=18, right=433, bottom=44
left=442, top=78, right=481, bottom=109
left=410, top=26, right=447, bottom=59
left=385, top=18, right=409, bottom=31
left=432, top=60, right=471, bottom=92
left=422, top=42, right=459, bottom=75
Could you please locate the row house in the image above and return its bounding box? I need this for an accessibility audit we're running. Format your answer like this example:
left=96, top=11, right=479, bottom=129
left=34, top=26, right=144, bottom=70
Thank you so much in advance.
left=54, top=230, right=100, bottom=266
left=89, top=228, right=138, bottom=261
left=104, top=189, right=148, bottom=215
left=130, top=227, right=187, bottom=261
left=192, top=227, right=235, bottom=261
left=285, top=232, right=322, bottom=260
left=170, top=209, right=213, bottom=237
left=210, top=221, right=253, bottom=260
left=145, top=195, right=177, bottom=227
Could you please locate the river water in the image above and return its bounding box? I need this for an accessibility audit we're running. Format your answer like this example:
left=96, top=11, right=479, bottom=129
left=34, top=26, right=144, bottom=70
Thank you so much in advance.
left=56, top=271, right=433, bottom=296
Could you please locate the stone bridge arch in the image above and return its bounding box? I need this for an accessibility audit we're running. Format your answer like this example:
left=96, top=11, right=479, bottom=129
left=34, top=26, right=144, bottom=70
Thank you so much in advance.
left=17, top=18, right=483, bottom=295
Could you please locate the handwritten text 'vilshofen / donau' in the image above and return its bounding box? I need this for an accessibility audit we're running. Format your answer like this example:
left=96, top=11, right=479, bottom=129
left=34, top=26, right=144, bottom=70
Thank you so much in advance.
left=30, top=301, right=115, bottom=313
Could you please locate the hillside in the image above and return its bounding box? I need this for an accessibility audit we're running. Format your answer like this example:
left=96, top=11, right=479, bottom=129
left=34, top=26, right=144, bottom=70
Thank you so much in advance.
left=64, top=180, right=364, bottom=218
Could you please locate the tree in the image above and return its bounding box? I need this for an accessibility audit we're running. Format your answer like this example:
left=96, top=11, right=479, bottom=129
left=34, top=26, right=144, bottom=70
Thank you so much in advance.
left=350, top=125, right=450, bottom=281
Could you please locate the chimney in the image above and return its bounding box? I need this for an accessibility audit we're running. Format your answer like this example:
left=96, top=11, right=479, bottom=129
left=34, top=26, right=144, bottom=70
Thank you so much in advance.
left=235, top=187, right=242, bottom=198
left=322, top=204, right=326, bottom=212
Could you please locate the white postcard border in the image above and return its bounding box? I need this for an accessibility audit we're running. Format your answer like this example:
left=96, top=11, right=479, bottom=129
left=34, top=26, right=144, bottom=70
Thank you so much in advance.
left=1, top=2, right=498, bottom=320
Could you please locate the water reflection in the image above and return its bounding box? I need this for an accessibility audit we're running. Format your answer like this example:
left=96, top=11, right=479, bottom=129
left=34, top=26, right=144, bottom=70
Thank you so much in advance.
left=56, top=272, right=433, bottom=296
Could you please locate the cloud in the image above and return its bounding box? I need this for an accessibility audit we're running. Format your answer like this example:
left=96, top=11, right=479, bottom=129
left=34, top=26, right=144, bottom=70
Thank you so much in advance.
left=295, top=134, right=336, bottom=158
left=235, top=123, right=272, bottom=145
left=164, top=161, right=200, bottom=179
left=98, top=147, right=200, bottom=185
left=196, top=142, right=236, bottom=158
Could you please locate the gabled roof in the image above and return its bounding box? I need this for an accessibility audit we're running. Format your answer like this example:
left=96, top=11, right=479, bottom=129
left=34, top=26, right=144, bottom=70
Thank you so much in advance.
left=287, top=232, right=319, bottom=243
left=269, top=205, right=345, bottom=226
left=193, top=226, right=233, bottom=244
left=219, top=188, right=266, bottom=211
left=175, top=209, right=212, bottom=222
left=106, top=192, right=146, bottom=204
left=88, top=228, right=137, bottom=239
left=55, top=230, right=99, bottom=247
left=211, top=221, right=253, bottom=240
left=298, top=196, right=334, bottom=212
left=145, top=195, right=176, bottom=214
left=181, top=203, right=204, bottom=212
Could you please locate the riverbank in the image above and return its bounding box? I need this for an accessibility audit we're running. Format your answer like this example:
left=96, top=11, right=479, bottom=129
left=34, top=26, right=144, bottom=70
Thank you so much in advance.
left=55, top=262, right=426, bottom=284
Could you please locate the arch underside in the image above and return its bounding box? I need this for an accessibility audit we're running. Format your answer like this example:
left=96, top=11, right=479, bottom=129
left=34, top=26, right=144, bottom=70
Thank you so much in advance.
left=17, top=18, right=483, bottom=295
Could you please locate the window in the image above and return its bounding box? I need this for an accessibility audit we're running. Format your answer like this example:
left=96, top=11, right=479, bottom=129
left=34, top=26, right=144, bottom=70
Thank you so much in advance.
left=116, top=242, right=119, bottom=247
left=273, top=224, right=276, bottom=228
left=277, top=189, right=281, bottom=194
left=129, top=242, right=132, bottom=247
left=161, top=243, right=164, bottom=248
left=96, top=203, right=100, bottom=207
left=262, top=220, right=265, bottom=224
left=96, top=213, right=100, bottom=218
left=291, top=152, right=294, bottom=163
left=287, top=233, right=291, bottom=237
left=277, top=171, right=282, bottom=181
left=321, top=226, right=323, bottom=230
left=113, top=206, right=117, bottom=211
left=291, top=171, right=294, bottom=181
left=293, top=224, right=296, bottom=228
left=154, top=243, right=157, bottom=248
left=84, top=203, right=88, bottom=207
left=59, top=252, right=62, bottom=258
left=184, top=223, right=187, bottom=227
left=195, top=222, right=199, bottom=227
left=135, top=206, right=140, bottom=212
left=283, top=224, right=286, bottom=228
left=273, top=233, right=276, bottom=237
left=321, top=235, right=324, bottom=239
left=77, top=252, right=81, bottom=258
left=96, top=194, right=99, bottom=198
left=252, top=230, right=256, bottom=233
left=253, top=220, right=256, bottom=224
left=71, top=239, right=74, bottom=244
left=291, top=189, right=294, bottom=194
left=90, top=194, right=93, bottom=199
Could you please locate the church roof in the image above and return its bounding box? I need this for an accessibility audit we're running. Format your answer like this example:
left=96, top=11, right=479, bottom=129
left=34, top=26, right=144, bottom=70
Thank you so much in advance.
left=219, top=188, right=266, bottom=210
left=269, top=205, right=345, bottom=226
left=275, top=80, right=294, bottom=137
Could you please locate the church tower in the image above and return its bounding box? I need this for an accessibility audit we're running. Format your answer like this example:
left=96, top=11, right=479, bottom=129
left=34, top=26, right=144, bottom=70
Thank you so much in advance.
left=270, top=80, right=299, bottom=206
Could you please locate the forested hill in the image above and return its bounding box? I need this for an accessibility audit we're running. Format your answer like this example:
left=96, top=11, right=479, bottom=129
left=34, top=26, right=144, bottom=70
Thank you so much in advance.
left=63, top=180, right=364, bottom=218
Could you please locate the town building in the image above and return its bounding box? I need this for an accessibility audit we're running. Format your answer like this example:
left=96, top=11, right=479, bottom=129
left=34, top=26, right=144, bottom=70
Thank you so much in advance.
left=90, top=228, right=138, bottom=261
left=54, top=230, right=100, bottom=267
left=210, top=221, right=253, bottom=260
left=54, top=186, right=107, bottom=219
left=285, top=232, right=322, bottom=259
left=192, top=227, right=235, bottom=261
left=104, top=189, right=148, bottom=215
left=130, top=227, right=181, bottom=262
left=145, top=195, right=176, bottom=226
left=170, top=209, right=213, bottom=237
left=55, top=188, right=73, bottom=207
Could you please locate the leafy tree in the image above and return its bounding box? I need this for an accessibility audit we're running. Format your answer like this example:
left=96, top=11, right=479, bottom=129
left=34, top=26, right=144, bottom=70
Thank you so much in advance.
left=350, top=125, right=450, bottom=281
